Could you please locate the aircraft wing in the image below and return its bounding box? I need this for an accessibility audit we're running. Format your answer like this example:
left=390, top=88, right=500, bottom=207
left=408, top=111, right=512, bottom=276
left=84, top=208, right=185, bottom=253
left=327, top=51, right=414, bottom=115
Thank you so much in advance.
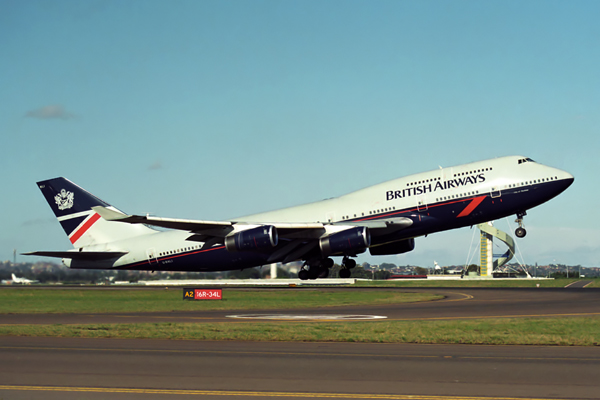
left=92, top=206, right=326, bottom=237
left=92, top=206, right=413, bottom=262
left=93, top=206, right=412, bottom=237
left=336, top=217, right=413, bottom=230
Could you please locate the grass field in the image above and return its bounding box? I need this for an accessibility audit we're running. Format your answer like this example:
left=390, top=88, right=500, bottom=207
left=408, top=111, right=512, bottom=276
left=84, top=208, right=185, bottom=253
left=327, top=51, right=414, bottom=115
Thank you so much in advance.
left=1, top=317, right=598, bottom=346
left=1, top=285, right=597, bottom=346
left=355, top=278, right=593, bottom=288
left=0, top=288, right=442, bottom=314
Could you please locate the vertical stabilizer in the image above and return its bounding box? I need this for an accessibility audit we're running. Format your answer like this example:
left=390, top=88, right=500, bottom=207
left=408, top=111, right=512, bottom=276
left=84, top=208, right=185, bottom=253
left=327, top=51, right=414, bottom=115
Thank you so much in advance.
left=37, top=178, right=155, bottom=248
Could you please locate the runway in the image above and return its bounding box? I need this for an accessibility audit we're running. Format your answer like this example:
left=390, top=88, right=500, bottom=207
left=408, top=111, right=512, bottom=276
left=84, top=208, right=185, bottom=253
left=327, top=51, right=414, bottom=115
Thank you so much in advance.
left=1, top=287, right=599, bottom=399
left=1, top=337, right=599, bottom=400
left=2, top=287, right=600, bottom=324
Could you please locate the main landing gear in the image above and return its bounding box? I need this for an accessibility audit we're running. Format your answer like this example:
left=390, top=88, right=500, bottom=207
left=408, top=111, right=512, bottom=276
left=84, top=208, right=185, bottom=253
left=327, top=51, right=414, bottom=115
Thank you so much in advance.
left=338, top=256, right=356, bottom=279
left=298, top=257, right=334, bottom=280
left=515, top=211, right=527, bottom=238
left=297, top=256, right=358, bottom=280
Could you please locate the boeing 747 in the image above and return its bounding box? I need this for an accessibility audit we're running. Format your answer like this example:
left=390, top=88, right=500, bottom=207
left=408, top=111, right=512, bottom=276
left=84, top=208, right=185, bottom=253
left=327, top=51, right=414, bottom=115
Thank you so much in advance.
left=25, top=156, right=573, bottom=279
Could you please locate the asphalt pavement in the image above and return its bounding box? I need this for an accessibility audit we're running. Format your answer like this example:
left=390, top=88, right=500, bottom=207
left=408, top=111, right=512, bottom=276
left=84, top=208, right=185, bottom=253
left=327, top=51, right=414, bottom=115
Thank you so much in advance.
left=1, top=286, right=599, bottom=400
left=1, top=337, right=599, bottom=400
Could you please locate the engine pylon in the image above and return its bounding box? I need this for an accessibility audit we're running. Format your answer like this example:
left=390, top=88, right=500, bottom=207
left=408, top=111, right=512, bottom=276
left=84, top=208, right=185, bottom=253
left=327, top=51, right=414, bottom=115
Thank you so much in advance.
left=477, top=222, right=515, bottom=277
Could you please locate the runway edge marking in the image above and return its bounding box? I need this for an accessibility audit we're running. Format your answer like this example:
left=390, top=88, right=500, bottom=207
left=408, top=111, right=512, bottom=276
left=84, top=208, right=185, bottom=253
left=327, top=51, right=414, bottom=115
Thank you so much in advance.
left=0, top=385, right=562, bottom=400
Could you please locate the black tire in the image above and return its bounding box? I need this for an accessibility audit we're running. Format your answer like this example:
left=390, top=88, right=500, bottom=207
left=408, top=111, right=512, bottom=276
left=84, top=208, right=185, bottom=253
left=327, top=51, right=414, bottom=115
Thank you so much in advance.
left=515, top=227, right=527, bottom=238
left=339, top=268, right=351, bottom=278
left=298, top=269, right=309, bottom=280
left=308, top=267, right=319, bottom=280
left=322, top=257, right=334, bottom=269
left=345, top=259, right=356, bottom=269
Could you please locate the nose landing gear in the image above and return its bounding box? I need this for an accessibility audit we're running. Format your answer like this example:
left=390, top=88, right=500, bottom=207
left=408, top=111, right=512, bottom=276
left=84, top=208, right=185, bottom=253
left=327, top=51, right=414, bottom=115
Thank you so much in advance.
left=515, top=211, right=527, bottom=238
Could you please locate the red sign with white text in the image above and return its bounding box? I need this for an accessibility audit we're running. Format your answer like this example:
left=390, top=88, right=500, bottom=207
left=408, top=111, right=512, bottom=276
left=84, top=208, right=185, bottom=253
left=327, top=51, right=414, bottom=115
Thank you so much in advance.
left=183, top=288, right=223, bottom=300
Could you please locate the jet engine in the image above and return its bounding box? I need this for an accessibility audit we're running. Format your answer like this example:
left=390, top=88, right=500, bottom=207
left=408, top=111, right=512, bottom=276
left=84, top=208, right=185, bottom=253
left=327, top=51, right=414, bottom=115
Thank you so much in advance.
left=225, top=225, right=278, bottom=252
left=320, top=227, right=370, bottom=256
left=369, top=238, right=415, bottom=256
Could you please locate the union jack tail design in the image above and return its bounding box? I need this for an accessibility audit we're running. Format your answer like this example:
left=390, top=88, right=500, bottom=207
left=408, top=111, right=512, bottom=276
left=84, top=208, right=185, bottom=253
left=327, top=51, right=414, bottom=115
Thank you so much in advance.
left=37, top=178, right=154, bottom=248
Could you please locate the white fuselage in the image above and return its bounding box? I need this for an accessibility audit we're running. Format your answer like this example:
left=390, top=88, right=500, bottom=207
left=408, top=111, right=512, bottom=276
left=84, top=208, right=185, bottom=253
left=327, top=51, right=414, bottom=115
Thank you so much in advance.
left=62, top=156, right=573, bottom=272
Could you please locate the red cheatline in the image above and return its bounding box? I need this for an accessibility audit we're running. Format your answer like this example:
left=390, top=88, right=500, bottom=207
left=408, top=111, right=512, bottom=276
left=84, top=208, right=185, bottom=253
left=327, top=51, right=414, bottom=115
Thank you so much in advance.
left=457, top=196, right=486, bottom=218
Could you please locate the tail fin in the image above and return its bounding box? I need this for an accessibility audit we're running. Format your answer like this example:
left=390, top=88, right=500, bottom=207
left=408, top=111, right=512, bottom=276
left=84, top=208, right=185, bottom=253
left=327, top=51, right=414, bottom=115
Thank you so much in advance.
left=37, top=178, right=155, bottom=248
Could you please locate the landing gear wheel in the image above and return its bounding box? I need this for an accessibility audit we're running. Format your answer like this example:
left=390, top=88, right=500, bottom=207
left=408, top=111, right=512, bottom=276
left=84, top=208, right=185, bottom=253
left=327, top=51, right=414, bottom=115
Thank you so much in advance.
left=515, top=211, right=527, bottom=239
left=298, top=269, right=309, bottom=280
left=308, top=267, right=320, bottom=280
left=322, top=257, right=334, bottom=269
left=339, top=269, right=351, bottom=278
left=345, top=259, right=356, bottom=269
left=318, top=268, right=329, bottom=279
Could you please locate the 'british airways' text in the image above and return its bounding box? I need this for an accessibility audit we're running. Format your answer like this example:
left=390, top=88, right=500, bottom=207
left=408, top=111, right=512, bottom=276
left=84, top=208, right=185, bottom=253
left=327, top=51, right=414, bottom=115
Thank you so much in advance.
left=386, top=174, right=486, bottom=201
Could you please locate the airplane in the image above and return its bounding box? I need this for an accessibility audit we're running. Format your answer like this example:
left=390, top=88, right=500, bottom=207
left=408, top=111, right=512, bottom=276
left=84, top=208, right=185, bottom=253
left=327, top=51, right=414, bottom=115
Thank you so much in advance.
left=24, top=155, right=573, bottom=280
left=10, top=273, right=38, bottom=284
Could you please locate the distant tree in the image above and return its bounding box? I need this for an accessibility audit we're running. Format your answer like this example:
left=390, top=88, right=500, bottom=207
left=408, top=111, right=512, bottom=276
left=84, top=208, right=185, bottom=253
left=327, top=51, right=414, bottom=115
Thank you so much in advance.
left=414, top=267, right=428, bottom=275
left=350, top=267, right=371, bottom=279
left=276, top=267, right=292, bottom=279
left=550, top=271, right=579, bottom=279
left=115, top=270, right=130, bottom=281
left=379, top=263, right=397, bottom=270
left=374, top=270, right=391, bottom=280
left=228, top=268, right=261, bottom=279
left=466, top=264, right=479, bottom=272
left=330, top=264, right=342, bottom=278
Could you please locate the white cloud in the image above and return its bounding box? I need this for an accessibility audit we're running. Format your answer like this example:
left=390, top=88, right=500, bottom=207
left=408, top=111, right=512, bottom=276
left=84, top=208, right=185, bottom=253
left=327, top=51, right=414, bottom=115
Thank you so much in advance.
left=25, top=105, right=75, bottom=120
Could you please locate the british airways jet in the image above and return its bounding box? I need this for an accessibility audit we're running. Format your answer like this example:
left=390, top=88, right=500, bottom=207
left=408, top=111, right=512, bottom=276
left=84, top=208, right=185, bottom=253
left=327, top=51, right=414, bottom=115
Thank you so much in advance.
left=25, top=156, right=573, bottom=279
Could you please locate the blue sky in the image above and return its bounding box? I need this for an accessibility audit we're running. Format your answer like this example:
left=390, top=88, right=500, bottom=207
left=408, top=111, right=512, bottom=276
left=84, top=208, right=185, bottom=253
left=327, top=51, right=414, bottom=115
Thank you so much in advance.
left=1, top=0, right=598, bottom=269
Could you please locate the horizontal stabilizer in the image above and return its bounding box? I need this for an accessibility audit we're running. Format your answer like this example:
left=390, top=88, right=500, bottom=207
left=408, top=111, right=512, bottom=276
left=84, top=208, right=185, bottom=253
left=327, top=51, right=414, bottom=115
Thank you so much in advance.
left=22, top=251, right=128, bottom=260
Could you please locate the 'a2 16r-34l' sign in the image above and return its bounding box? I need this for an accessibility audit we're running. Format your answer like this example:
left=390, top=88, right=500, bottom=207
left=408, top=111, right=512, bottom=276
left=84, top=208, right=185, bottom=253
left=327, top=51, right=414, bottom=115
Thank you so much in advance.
left=183, top=288, right=223, bottom=300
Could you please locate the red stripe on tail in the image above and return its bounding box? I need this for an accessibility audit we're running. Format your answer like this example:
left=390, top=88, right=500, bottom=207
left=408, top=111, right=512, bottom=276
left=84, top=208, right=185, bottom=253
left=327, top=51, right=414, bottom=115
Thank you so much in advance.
left=69, top=213, right=101, bottom=244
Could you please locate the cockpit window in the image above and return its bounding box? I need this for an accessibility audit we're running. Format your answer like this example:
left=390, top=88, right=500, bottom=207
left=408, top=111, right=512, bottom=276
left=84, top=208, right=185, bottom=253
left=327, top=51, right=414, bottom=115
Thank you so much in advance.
left=518, top=158, right=536, bottom=164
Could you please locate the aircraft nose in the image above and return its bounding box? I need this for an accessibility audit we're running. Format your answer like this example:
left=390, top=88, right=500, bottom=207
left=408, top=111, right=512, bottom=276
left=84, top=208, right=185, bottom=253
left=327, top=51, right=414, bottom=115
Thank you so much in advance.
left=561, top=170, right=574, bottom=186
left=552, top=168, right=574, bottom=195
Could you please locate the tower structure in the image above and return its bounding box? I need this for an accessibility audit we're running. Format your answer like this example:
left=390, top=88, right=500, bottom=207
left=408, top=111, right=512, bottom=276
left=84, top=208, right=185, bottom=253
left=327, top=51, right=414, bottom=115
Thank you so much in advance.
left=479, top=222, right=494, bottom=277
left=477, top=222, right=516, bottom=277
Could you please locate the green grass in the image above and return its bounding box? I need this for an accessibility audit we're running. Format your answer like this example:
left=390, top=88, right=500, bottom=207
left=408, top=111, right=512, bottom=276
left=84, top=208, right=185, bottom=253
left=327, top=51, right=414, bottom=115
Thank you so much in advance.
left=2, top=287, right=597, bottom=346
left=583, top=280, right=599, bottom=288
left=0, top=288, right=442, bottom=314
left=354, top=278, right=586, bottom=288
left=1, top=317, right=598, bottom=346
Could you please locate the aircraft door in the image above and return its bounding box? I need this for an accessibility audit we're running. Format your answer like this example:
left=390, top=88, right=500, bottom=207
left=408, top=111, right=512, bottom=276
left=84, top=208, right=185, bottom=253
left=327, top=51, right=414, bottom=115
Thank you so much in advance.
left=146, top=248, right=158, bottom=264
left=490, top=186, right=502, bottom=198
left=417, top=196, right=428, bottom=212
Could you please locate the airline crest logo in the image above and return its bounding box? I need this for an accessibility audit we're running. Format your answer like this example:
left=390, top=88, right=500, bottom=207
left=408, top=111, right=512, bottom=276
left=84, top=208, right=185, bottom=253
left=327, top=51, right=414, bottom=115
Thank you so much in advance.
left=55, top=189, right=74, bottom=210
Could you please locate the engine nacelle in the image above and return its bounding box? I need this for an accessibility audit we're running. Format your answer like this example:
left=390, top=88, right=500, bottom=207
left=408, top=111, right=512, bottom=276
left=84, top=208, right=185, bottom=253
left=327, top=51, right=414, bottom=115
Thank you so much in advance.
left=320, top=227, right=371, bottom=256
left=225, top=225, right=278, bottom=252
left=369, top=238, right=415, bottom=256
